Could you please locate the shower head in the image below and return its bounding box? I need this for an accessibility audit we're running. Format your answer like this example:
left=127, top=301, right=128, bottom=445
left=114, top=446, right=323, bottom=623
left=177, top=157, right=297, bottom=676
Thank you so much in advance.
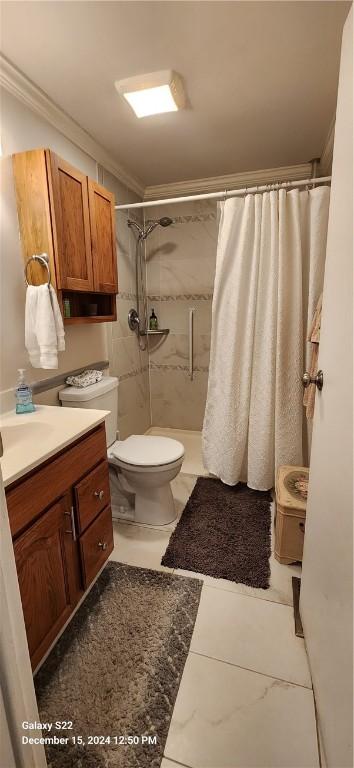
left=128, top=216, right=174, bottom=240
left=143, top=216, right=174, bottom=239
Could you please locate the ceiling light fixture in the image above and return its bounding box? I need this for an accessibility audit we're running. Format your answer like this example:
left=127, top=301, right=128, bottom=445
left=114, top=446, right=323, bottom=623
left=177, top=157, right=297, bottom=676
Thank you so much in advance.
left=115, top=70, right=185, bottom=118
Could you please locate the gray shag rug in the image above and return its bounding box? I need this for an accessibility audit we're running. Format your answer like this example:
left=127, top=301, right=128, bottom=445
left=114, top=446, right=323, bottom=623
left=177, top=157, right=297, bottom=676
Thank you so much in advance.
left=161, top=478, right=272, bottom=588
left=35, top=561, right=202, bottom=768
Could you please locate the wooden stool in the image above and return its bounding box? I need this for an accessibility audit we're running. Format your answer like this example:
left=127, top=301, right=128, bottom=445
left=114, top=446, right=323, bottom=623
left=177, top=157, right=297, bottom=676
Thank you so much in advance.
left=275, top=465, right=309, bottom=564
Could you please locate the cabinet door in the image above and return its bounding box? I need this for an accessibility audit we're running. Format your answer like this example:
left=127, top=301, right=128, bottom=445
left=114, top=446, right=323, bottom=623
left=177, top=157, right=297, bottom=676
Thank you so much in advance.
left=88, top=179, right=118, bottom=293
left=12, top=149, right=57, bottom=287
left=47, top=151, right=94, bottom=291
left=14, top=496, right=77, bottom=669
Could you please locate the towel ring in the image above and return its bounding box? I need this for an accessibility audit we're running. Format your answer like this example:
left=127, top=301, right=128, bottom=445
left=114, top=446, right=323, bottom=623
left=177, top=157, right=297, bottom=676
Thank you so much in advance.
left=24, top=254, right=51, bottom=287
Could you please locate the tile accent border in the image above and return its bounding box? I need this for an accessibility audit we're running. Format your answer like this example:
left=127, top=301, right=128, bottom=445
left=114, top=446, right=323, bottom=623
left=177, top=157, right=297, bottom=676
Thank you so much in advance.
left=117, top=292, right=136, bottom=301
left=148, top=294, right=213, bottom=302
left=172, top=213, right=216, bottom=223
left=118, top=365, right=149, bottom=383
left=149, top=362, right=209, bottom=374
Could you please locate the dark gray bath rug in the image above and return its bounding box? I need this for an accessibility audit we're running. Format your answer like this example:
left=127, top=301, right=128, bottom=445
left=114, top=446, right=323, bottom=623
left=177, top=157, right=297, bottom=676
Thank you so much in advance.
left=35, top=561, right=202, bottom=768
left=161, top=477, right=272, bottom=587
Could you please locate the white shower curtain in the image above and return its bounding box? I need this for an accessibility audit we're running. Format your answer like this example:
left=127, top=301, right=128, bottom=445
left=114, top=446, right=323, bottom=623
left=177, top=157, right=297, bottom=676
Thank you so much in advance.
left=203, top=187, right=330, bottom=490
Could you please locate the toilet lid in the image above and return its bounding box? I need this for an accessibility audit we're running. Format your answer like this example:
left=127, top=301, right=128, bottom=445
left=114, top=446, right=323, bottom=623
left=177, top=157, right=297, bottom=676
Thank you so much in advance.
left=110, top=435, right=184, bottom=467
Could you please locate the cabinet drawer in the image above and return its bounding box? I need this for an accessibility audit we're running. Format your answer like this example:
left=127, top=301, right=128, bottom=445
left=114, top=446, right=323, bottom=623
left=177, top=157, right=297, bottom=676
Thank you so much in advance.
left=6, top=424, right=106, bottom=538
left=80, top=506, right=113, bottom=589
left=75, top=460, right=110, bottom=533
left=275, top=509, right=305, bottom=563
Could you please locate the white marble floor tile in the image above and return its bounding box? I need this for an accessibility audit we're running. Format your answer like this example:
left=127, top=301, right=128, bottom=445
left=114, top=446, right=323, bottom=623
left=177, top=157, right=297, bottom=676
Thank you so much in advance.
left=191, top=587, right=311, bottom=687
left=165, top=654, right=319, bottom=768
left=174, top=553, right=301, bottom=606
left=110, top=521, right=172, bottom=572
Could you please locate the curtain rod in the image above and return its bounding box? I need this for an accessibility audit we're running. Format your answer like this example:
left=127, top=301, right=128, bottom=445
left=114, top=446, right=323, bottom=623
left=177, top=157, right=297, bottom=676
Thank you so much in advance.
left=115, top=176, right=331, bottom=210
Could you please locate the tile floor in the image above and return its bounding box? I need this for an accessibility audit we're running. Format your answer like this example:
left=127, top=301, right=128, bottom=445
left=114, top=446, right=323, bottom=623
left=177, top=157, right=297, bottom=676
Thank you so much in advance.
left=110, top=429, right=319, bottom=768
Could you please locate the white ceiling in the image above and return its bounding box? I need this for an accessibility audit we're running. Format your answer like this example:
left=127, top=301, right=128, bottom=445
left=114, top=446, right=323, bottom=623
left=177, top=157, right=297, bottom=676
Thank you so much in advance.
left=0, top=1, right=350, bottom=188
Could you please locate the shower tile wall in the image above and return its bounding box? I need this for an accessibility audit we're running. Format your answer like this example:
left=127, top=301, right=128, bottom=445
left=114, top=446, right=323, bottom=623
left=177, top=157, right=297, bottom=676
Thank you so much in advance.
left=103, top=169, right=151, bottom=439
left=146, top=200, right=218, bottom=430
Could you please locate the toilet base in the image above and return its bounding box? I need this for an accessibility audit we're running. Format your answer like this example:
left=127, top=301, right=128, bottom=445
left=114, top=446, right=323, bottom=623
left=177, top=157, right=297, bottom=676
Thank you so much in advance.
left=134, top=482, right=177, bottom=526
left=108, top=448, right=183, bottom=527
left=109, top=464, right=177, bottom=526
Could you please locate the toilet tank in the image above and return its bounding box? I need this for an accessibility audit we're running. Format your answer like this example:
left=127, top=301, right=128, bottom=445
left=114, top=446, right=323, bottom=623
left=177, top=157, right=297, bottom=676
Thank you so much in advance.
left=59, top=376, right=118, bottom=447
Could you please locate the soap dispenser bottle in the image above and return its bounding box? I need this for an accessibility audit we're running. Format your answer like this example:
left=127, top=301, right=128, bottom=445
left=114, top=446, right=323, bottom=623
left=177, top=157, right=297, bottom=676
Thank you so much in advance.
left=15, top=369, right=35, bottom=413
left=149, top=308, right=158, bottom=330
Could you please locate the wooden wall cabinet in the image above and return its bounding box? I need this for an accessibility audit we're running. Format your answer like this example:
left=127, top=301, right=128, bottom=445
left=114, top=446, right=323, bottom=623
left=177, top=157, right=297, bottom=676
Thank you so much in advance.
left=6, top=424, right=114, bottom=670
left=12, top=148, right=118, bottom=323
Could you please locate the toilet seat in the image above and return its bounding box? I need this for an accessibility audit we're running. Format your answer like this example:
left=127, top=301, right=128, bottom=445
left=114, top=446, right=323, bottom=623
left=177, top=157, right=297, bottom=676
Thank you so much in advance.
left=108, top=435, right=184, bottom=471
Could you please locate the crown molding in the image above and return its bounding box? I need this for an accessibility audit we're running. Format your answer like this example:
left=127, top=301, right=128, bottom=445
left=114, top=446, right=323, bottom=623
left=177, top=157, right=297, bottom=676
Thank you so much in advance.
left=0, top=54, right=145, bottom=198
left=144, top=162, right=313, bottom=200
left=320, top=115, right=335, bottom=176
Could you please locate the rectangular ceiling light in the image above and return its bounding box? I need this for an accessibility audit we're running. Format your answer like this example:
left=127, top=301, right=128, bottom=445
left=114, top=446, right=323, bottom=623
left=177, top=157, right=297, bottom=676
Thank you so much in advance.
left=115, top=70, right=185, bottom=118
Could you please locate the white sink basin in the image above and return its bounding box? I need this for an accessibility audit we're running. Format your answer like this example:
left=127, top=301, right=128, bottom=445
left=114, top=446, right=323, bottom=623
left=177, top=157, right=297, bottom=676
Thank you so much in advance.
left=1, top=421, right=55, bottom=449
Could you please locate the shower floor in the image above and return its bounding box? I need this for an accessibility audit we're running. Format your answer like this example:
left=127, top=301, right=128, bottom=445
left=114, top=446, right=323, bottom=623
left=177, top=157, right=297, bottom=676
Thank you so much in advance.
left=145, top=426, right=209, bottom=477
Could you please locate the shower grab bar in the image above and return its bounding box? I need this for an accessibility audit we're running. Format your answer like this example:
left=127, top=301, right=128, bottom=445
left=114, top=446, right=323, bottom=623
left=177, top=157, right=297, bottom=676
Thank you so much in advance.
left=189, top=308, right=195, bottom=381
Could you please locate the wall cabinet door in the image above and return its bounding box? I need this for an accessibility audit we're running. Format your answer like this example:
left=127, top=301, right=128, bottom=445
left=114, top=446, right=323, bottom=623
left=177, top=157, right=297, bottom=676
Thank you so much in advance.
left=88, top=180, right=118, bottom=293
left=14, top=496, right=76, bottom=669
left=47, top=151, right=94, bottom=292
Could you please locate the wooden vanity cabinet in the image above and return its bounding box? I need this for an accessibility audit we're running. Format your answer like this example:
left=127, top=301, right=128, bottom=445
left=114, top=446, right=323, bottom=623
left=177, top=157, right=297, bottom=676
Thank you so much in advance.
left=13, top=495, right=79, bottom=670
left=12, top=148, right=118, bottom=322
left=6, top=424, right=114, bottom=670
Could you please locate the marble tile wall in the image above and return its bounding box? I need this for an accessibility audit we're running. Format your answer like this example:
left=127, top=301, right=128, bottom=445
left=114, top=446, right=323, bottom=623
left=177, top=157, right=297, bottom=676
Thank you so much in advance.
left=103, top=169, right=151, bottom=439
left=146, top=200, right=218, bottom=431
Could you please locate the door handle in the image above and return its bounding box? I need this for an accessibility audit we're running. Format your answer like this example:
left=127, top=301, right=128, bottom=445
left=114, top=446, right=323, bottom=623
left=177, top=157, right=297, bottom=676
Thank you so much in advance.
left=302, top=370, right=323, bottom=391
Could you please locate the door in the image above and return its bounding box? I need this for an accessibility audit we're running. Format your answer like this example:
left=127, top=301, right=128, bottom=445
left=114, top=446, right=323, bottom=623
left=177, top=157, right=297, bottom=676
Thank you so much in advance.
left=14, top=495, right=76, bottom=669
left=47, top=151, right=94, bottom=291
left=88, top=179, right=118, bottom=293
left=300, top=8, right=353, bottom=768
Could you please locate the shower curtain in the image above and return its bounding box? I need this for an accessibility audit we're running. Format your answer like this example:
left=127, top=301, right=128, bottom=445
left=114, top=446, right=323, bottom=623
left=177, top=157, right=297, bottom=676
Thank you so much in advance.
left=202, top=187, right=330, bottom=490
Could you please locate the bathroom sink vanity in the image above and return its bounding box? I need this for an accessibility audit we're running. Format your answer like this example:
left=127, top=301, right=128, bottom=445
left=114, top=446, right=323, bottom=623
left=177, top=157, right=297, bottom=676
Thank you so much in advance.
left=1, top=407, right=114, bottom=671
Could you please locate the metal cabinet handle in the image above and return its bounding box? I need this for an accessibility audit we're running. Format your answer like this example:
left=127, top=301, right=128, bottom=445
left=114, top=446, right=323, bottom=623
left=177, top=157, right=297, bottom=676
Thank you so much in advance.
left=64, top=506, right=77, bottom=541
left=94, top=490, right=104, bottom=500
left=98, top=541, right=107, bottom=551
left=302, top=370, right=323, bottom=391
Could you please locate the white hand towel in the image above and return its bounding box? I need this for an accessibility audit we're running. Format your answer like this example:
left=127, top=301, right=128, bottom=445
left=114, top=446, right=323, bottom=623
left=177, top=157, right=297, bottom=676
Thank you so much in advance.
left=25, top=284, right=65, bottom=369
left=49, top=286, right=65, bottom=352
left=25, top=286, right=41, bottom=367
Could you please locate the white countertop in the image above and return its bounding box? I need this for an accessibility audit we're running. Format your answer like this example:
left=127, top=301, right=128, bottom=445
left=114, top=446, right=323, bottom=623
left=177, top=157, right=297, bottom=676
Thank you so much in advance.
left=0, top=404, right=109, bottom=488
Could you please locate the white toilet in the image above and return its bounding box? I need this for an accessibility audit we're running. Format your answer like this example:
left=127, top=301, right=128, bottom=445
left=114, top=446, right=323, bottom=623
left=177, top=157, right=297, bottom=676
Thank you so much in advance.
left=59, top=377, right=184, bottom=526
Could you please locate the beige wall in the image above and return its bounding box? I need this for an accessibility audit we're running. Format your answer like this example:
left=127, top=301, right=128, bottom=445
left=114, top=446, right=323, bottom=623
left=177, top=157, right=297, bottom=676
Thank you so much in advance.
left=146, top=200, right=217, bottom=430
left=0, top=89, right=150, bottom=435
left=0, top=88, right=107, bottom=406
